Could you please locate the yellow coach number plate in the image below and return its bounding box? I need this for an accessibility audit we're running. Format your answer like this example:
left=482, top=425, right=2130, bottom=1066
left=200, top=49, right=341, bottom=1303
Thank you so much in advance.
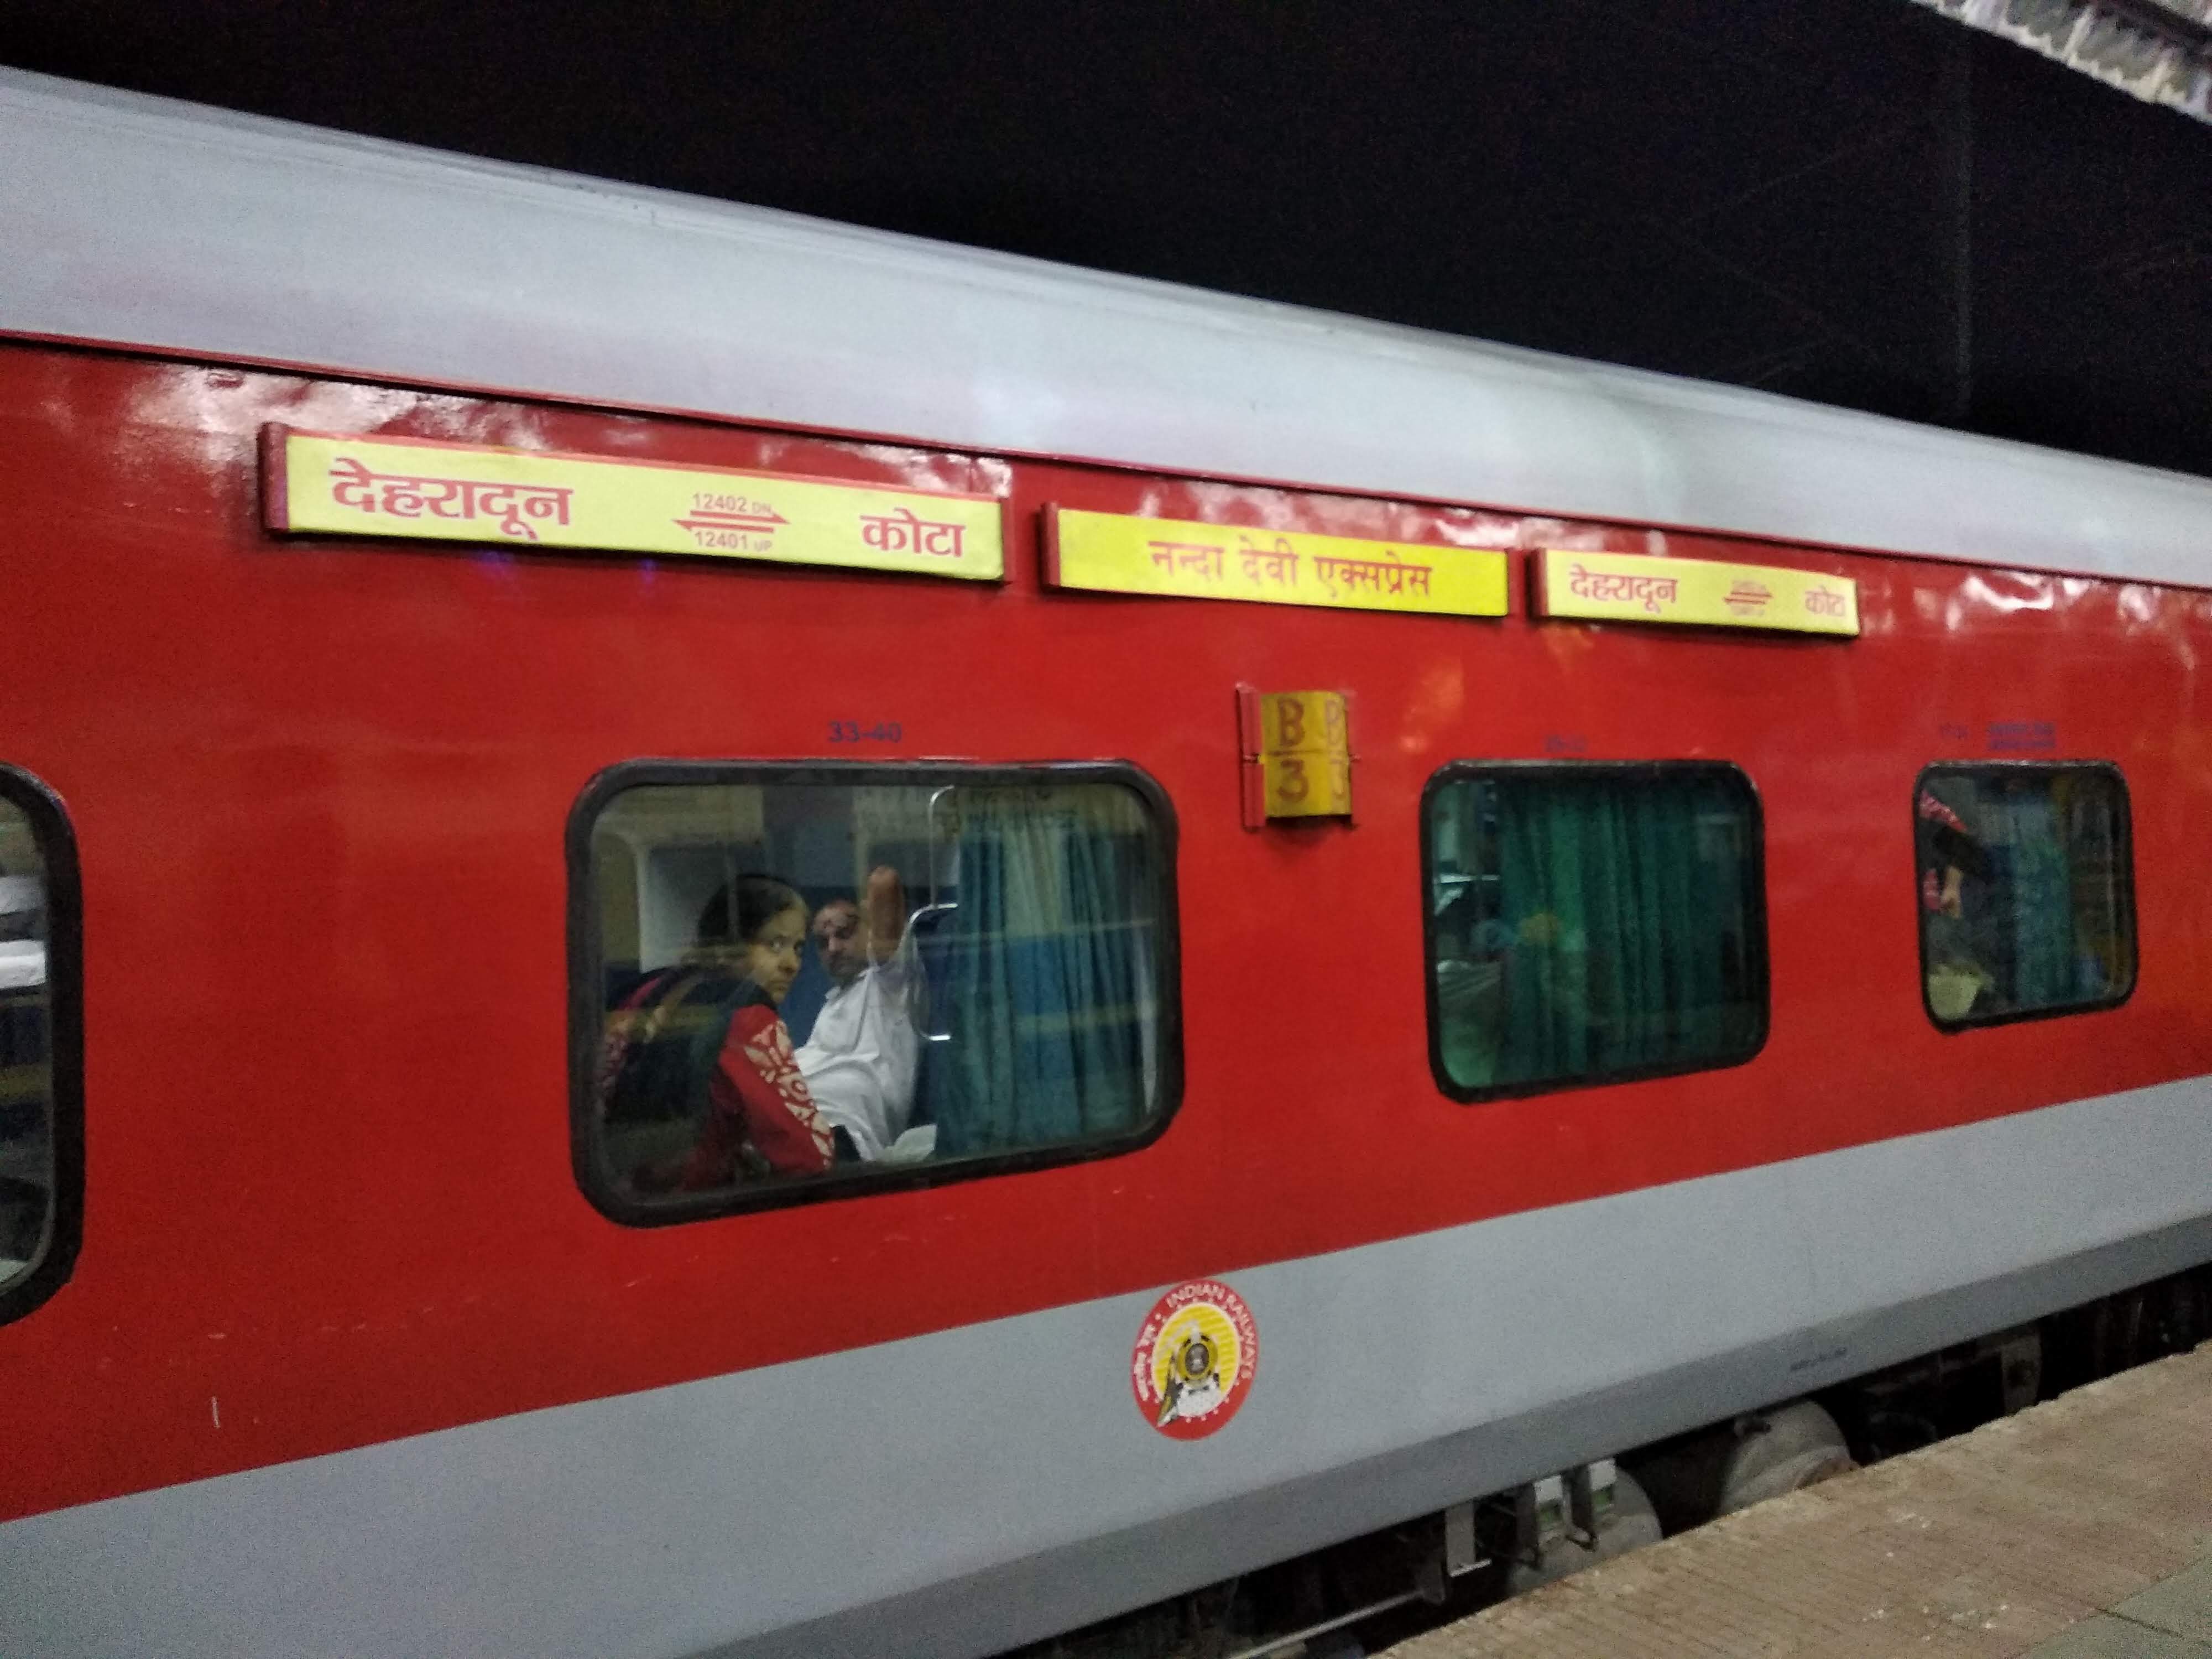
left=1259, top=691, right=1352, bottom=819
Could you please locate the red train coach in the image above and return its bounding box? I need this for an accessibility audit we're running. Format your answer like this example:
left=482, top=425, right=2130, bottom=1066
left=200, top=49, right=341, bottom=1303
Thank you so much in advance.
left=4, top=67, right=2212, bottom=1658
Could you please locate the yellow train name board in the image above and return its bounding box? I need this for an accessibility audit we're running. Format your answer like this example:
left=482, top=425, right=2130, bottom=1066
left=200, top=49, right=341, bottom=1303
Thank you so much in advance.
left=262, top=427, right=1005, bottom=581
left=1045, top=507, right=1509, bottom=618
left=1533, top=549, right=1858, bottom=636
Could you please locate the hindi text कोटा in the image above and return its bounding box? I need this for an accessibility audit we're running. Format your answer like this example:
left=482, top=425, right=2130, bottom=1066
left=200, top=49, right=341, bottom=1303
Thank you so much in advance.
left=859, top=505, right=967, bottom=559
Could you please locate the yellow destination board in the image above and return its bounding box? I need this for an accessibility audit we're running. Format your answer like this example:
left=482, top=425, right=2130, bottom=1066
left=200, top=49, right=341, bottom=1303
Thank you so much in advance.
left=262, top=427, right=1005, bottom=582
left=1045, top=507, right=1509, bottom=617
left=1533, top=549, right=1858, bottom=637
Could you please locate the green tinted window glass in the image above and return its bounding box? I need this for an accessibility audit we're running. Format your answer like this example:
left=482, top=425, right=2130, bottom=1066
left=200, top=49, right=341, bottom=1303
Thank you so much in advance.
left=1426, top=764, right=1767, bottom=1098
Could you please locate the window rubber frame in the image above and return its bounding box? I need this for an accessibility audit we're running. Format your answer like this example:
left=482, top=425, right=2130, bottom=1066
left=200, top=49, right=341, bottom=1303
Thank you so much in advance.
left=1418, top=758, right=1771, bottom=1105
left=1912, top=759, right=2137, bottom=1034
left=567, top=757, right=1184, bottom=1227
left=0, top=764, right=85, bottom=1328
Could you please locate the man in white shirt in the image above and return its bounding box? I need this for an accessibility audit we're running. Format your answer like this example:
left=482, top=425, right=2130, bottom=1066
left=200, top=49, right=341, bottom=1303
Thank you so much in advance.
left=796, top=866, right=921, bottom=1161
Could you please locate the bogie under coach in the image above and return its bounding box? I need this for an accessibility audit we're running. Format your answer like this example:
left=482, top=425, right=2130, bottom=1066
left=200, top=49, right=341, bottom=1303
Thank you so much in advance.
left=4, top=68, right=2212, bottom=1659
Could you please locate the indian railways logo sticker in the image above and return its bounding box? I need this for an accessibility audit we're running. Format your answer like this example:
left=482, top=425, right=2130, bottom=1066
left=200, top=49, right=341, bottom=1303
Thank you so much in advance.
left=1131, top=1280, right=1259, bottom=1439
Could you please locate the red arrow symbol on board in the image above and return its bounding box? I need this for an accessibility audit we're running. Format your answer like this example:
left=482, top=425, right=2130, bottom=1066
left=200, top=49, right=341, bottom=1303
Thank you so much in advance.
left=1724, top=581, right=1772, bottom=611
left=674, top=508, right=789, bottom=535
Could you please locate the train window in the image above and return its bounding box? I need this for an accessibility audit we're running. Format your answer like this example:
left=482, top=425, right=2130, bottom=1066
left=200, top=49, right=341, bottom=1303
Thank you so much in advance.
left=569, top=762, right=1180, bottom=1221
left=0, top=767, right=82, bottom=1326
left=1423, top=762, right=1767, bottom=1100
left=1915, top=764, right=2135, bottom=1029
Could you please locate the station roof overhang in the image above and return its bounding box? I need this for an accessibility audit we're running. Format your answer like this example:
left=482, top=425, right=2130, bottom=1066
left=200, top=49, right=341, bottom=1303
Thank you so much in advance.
left=1909, top=0, right=2212, bottom=122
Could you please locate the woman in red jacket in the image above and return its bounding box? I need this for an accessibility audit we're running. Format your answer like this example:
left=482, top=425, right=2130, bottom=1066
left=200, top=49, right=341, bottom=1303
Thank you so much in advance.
left=598, top=874, right=838, bottom=1193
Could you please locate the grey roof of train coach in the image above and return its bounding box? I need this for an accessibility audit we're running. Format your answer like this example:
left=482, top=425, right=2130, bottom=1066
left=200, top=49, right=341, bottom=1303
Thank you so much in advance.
left=5, top=65, right=2211, bottom=590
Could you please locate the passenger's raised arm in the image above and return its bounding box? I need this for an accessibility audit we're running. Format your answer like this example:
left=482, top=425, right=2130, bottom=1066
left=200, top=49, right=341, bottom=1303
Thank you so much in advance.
left=865, top=863, right=908, bottom=962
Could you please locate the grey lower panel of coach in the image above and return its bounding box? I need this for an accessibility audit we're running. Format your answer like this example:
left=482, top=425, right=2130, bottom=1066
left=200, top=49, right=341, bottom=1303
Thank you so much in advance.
left=3, top=1076, right=2208, bottom=1659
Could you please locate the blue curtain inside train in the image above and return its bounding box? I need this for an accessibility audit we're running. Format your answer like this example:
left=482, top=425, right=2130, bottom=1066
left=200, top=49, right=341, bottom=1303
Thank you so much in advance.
left=1987, top=786, right=2075, bottom=1013
left=932, top=786, right=1159, bottom=1157
left=1970, top=771, right=2131, bottom=1013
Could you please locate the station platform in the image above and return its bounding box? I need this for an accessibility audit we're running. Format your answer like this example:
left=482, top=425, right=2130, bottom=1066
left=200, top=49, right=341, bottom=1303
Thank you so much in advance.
left=1381, top=1343, right=2212, bottom=1657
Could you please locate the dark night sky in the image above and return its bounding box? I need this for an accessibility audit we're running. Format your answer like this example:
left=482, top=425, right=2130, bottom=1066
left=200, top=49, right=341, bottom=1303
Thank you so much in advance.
left=6, top=1, right=2210, bottom=477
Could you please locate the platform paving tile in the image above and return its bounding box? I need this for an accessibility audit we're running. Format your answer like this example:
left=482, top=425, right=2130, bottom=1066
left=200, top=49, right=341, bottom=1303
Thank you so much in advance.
left=1545, top=1595, right=1711, bottom=1658
left=2111, top=1561, right=2212, bottom=1644
left=1687, top=1546, right=1896, bottom=1638
left=1381, top=1344, right=2212, bottom=1658
left=2021, top=1613, right=2212, bottom=1658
